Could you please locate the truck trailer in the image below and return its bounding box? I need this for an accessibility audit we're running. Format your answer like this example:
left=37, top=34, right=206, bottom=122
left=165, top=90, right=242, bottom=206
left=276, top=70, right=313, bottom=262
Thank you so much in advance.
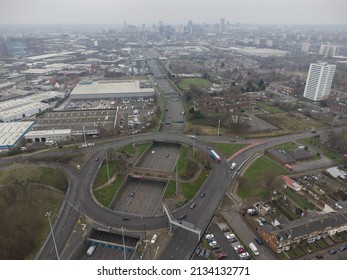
left=210, top=150, right=221, bottom=163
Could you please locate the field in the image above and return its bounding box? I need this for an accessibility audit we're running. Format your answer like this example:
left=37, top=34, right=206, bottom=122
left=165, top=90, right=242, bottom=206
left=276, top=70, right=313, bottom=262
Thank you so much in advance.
left=93, top=174, right=127, bottom=207
left=178, top=78, right=211, bottom=92
left=260, top=113, right=324, bottom=133
left=237, top=156, right=287, bottom=200
left=257, top=102, right=285, bottom=114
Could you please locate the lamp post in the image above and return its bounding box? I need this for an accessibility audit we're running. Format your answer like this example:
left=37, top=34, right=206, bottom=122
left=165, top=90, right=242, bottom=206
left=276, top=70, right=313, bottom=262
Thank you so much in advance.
left=193, top=125, right=196, bottom=157
left=45, top=212, right=60, bottom=260
left=121, top=227, right=126, bottom=260
left=105, top=148, right=110, bottom=185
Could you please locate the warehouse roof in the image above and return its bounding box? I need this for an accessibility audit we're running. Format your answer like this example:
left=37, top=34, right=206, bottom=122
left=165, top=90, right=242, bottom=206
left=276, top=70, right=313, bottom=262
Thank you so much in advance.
left=0, top=122, right=35, bottom=149
left=70, top=80, right=154, bottom=97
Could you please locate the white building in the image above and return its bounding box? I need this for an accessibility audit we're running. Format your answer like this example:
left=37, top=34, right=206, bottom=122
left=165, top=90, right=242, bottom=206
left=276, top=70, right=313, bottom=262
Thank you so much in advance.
left=303, top=62, right=336, bottom=101
left=301, top=42, right=310, bottom=53
left=319, top=44, right=340, bottom=58
left=70, top=80, right=155, bottom=100
left=25, top=129, right=71, bottom=143
left=0, top=122, right=35, bottom=149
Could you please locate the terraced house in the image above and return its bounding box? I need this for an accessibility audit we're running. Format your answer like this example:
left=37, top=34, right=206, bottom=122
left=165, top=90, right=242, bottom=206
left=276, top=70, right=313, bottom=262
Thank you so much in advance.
left=258, top=209, right=347, bottom=253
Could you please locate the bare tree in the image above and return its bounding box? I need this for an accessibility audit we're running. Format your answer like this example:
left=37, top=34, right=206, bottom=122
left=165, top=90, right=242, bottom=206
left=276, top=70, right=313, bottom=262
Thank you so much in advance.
left=1, top=163, right=42, bottom=195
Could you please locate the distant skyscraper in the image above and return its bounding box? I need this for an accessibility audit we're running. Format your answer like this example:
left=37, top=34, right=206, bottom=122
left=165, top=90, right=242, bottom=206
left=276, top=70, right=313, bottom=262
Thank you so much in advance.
left=301, top=42, right=310, bottom=53
left=220, top=18, right=225, bottom=34
left=303, top=62, right=336, bottom=101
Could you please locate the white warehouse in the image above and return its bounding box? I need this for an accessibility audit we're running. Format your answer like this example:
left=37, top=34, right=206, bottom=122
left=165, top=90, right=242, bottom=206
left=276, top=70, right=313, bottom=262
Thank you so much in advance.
left=70, top=80, right=155, bottom=100
left=25, top=129, right=72, bottom=143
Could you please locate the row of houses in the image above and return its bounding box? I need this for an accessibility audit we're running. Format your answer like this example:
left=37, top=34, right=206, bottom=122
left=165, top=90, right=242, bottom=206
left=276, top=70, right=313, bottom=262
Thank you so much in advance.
left=258, top=209, right=347, bottom=253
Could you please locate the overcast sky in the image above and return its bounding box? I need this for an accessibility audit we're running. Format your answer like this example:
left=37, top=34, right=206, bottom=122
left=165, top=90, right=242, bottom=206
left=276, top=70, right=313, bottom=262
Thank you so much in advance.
left=1, top=0, right=346, bottom=26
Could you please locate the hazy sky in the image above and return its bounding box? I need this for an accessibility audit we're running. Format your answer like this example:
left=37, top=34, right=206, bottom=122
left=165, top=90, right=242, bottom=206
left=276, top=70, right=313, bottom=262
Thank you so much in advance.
left=1, top=0, right=346, bottom=26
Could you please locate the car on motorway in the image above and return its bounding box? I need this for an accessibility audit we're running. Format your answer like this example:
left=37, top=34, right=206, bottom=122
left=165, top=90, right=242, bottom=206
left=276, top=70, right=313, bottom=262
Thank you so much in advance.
left=179, top=214, right=187, bottom=221
left=190, top=202, right=196, bottom=209
left=150, top=234, right=158, bottom=244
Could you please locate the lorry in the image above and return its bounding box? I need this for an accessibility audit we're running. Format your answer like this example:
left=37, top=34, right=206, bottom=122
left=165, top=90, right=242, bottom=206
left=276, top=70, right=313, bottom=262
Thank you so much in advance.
left=210, top=150, right=221, bottom=163
left=249, top=242, right=259, bottom=255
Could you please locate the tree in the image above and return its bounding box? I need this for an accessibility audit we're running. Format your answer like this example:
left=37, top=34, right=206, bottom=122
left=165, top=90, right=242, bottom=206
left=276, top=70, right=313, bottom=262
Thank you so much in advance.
left=1, top=163, right=42, bottom=194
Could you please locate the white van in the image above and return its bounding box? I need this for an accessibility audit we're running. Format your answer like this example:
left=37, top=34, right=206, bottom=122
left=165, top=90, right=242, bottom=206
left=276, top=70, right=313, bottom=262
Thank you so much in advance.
left=87, top=245, right=96, bottom=256
left=249, top=242, right=259, bottom=255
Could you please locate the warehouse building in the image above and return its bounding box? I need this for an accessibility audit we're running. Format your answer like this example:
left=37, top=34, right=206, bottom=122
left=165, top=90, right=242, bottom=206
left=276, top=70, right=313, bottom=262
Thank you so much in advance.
left=0, top=91, right=65, bottom=122
left=25, top=129, right=71, bottom=143
left=0, top=121, right=34, bottom=149
left=70, top=80, right=155, bottom=100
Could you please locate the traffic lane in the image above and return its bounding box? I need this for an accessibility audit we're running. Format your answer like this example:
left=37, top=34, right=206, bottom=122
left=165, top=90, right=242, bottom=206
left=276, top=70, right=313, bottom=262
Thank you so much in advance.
left=160, top=228, right=198, bottom=260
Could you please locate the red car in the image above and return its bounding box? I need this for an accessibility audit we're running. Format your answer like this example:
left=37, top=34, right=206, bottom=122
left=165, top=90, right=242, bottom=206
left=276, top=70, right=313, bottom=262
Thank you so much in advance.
left=237, top=248, right=246, bottom=254
left=216, top=252, right=227, bottom=260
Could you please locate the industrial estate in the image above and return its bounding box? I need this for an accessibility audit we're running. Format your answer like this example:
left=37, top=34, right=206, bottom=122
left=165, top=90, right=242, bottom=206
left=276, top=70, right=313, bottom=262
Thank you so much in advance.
left=0, top=18, right=347, bottom=261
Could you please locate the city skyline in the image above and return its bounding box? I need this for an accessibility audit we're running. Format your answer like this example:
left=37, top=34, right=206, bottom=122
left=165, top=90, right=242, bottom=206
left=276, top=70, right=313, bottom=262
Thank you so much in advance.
left=1, top=0, right=347, bottom=26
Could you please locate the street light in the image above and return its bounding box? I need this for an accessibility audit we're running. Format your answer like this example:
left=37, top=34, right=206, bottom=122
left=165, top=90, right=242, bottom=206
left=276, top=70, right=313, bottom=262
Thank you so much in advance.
left=45, top=211, right=60, bottom=260
left=121, top=227, right=126, bottom=260
left=105, top=148, right=110, bottom=185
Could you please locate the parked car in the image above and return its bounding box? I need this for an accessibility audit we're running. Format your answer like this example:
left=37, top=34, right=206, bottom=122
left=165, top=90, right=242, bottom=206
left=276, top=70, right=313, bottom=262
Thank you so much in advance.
left=216, top=252, right=228, bottom=259
left=205, top=234, right=214, bottom=240
left=316, top=254, right=324, bottom=259
left=204, top=249, right=211, bottom=259
left=190, top=202, right=196, bottom=209
left=339, top=245, right=347, bottom=251
left=254, top=236, right=263, bottom=245
left=239, top=252, right=251, bottom=260
left=328, top=249, right=337, bottom=255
